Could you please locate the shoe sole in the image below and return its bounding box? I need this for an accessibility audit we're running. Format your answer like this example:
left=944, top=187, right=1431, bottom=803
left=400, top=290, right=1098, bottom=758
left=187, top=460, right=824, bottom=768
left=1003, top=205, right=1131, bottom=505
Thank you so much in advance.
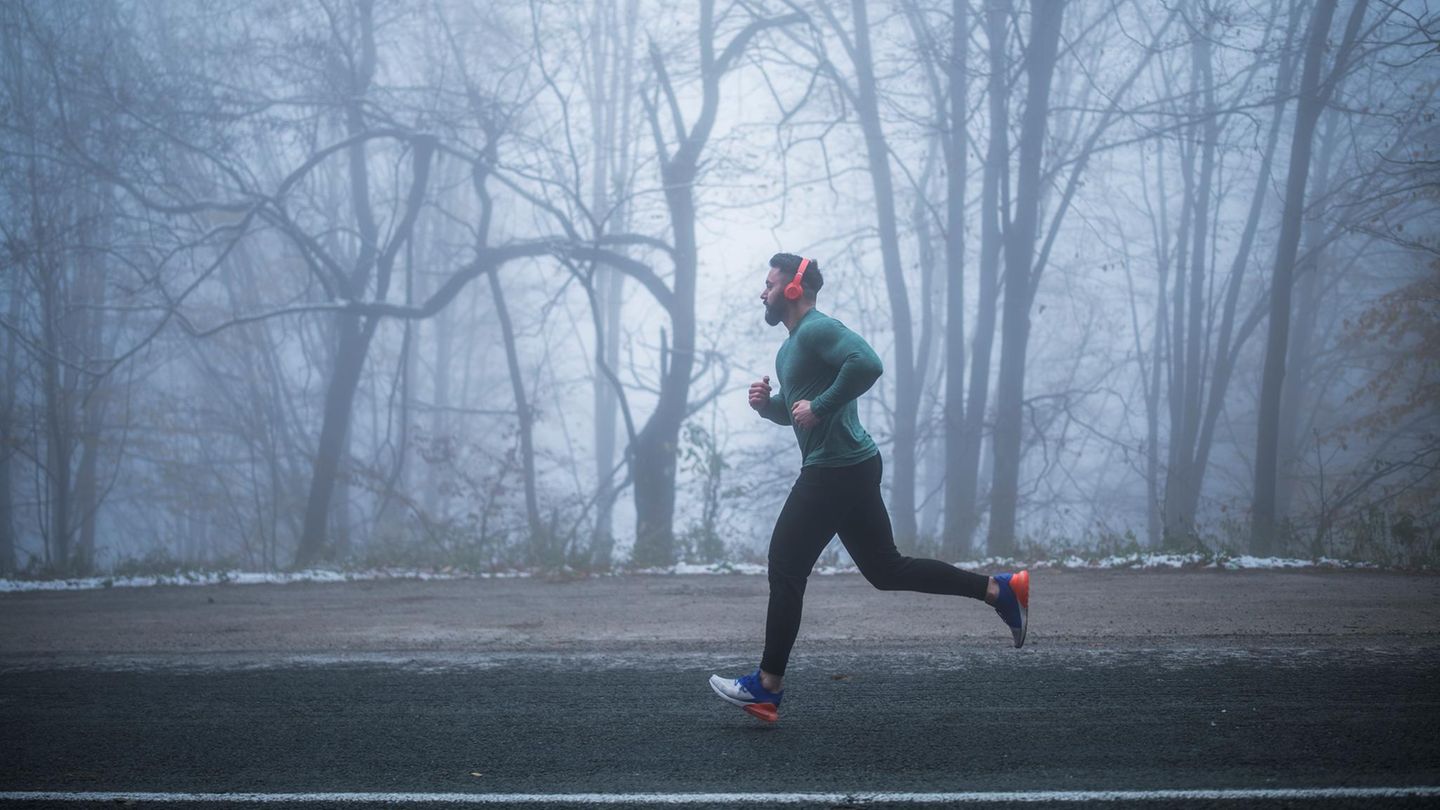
left=1012, top=570, right=1029, bottom=649
left=708, top=675, right=779, bottom=722
left=744, top=703, right=779, bottom=722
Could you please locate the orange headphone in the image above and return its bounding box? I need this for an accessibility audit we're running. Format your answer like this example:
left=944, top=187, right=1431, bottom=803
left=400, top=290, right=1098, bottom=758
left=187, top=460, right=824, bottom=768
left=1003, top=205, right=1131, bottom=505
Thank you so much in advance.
left=784, top=257, right=811, bottom=301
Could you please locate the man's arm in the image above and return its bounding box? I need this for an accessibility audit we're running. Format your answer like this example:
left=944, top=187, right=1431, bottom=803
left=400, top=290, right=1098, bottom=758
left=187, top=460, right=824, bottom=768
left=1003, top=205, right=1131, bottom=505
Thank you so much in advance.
left=749, top=375, right=791, bottom=425
left=802, top=317, right=884, bottom=418
left=760, top=393, right=792, bottom=425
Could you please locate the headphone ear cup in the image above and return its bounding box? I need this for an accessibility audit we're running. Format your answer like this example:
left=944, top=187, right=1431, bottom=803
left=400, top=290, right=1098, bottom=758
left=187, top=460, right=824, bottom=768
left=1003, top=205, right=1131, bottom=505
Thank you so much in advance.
left=783, top=256, right=809, bottom=301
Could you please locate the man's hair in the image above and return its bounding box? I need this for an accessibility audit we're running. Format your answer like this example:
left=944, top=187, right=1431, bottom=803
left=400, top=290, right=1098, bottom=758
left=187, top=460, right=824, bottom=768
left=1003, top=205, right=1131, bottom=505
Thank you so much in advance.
left=769, top=252, right=824, bottom=297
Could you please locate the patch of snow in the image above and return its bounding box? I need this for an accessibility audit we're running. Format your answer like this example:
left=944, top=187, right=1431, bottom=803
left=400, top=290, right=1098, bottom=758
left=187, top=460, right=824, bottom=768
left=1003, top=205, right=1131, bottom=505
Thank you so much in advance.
left=665, top=562, right=769, bottom=576
left=0, top=567, right=528, bottom=593
left=0, top=554, right=1389, bottom=593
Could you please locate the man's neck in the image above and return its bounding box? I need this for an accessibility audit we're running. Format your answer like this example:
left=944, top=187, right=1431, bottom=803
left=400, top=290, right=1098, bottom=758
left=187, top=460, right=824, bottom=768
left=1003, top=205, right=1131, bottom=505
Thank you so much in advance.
left=783, top=301, right=815, bottom=333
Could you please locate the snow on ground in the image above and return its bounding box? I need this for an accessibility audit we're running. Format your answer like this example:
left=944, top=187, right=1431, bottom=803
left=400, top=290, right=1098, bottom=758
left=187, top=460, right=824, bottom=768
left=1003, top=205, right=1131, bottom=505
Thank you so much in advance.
left=0, top=568, right=527, bottom=593
left=0, top=553, right=1385, bottom=593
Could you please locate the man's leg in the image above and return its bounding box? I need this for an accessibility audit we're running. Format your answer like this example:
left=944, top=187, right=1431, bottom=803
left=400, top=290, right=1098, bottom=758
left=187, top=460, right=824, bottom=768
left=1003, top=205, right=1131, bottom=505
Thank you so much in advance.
left=760, top=471, right=842, bottom=690
left=837, top=454, right=989, bottom=601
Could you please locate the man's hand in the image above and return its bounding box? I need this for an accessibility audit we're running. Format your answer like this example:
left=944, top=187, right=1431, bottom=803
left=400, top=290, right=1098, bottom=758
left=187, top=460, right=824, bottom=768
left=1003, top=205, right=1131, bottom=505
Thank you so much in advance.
left=791, top=399, right=819, bottom=429
left=748, top=375, right=773, bottom=413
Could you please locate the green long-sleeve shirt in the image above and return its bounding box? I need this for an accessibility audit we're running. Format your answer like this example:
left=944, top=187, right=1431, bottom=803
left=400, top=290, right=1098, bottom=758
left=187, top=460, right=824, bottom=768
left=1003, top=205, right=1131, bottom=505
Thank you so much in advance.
left=760, top=308, right=883, bottom=467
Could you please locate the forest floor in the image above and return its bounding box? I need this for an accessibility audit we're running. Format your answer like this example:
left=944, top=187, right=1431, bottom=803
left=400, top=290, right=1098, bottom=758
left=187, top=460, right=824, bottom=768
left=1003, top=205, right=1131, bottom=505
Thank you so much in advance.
left=2, top=570, right=1438, bottom=808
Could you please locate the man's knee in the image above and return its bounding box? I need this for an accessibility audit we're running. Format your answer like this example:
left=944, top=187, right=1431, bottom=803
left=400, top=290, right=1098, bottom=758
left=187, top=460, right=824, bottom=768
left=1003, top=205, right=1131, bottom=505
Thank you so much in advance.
left=860, top=558, right=905, bottom=590
left=768, top=564, right=809, bottom=593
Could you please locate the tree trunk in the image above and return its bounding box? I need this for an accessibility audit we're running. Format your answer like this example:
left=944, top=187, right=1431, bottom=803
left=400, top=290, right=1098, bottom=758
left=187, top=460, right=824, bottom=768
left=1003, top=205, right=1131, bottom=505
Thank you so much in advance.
left=850, top=0, right=920, bottom=548
left=952, top=0, right=1009, bottom=552
left=1176, top=0, right=1305, bottom=536
left=1165, top=131, right=1195, bottom=542
left=1276, top=235, right=1323, bottom=523
left=1162, top=9, right=1218, bottom=543
left=73, top=237, right=108, bottom=575
left=73, top=402, right=102, bottom=575
left=1137, top=135, right=1172, bottom=549
left=488, top=270, right=544, bottom=564
left=987, top=0, right=1064, bottom=556
left=1146, top=288, right=1164, bottom=548
left=0, top=446, right=13, bottom=575
left=292, top=11, right=433, bottom=567
left=374, top=225, right=422, bottom=536
left=940, top=0, right=971, bottom=559
left=630, top=411, right=682, bottom=566
left=1253, top=0, right=1356, bottom=555
left=1277, top=109, right=1341, bottom=525
left=913, top=143, right=944, bottom=545
left=39, top=243, right=72, bottom=571
left=427, top=289, right=453, bottom=518
left=0, top=258, right=21, bottom=574
left=630, top=1, right=797, bottom=566
left=592, top=266, right=623, bottom=567
left=331, top=434, right=352, bottom=560
left=630, top=167, right=695, bottom=566
left=589, top=0, right=639, bottom=569
left=296, top=312, right=372, bottom=567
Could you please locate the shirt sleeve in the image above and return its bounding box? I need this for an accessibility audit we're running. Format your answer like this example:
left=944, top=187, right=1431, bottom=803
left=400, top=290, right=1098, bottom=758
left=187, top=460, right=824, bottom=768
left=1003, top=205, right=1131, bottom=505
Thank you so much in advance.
left=760, top=393, right=792, bottom=426
left=802, top=317, right=884, bottom=419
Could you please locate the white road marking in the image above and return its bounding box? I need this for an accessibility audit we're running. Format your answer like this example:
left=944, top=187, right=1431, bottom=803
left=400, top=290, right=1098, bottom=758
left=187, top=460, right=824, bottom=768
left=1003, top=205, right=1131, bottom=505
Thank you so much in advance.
left=1, top=787, right=1438, bottom=804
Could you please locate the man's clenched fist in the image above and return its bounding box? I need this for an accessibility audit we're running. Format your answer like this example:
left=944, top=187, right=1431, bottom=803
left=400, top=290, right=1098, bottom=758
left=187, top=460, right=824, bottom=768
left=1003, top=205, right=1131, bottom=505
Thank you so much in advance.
left=791, top=399, right=818, bottom=429
left=748, top=375, right=773, bottom=413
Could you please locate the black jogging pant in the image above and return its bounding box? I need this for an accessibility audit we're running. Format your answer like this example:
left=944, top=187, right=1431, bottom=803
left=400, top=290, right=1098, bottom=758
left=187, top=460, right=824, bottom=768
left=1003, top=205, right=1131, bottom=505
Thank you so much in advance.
left=760, top=452, right=990, bottom=676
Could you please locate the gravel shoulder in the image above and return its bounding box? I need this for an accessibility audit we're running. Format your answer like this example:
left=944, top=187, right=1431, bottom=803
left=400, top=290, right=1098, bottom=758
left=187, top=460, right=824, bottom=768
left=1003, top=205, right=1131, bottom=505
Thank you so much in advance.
left=1, top=569, right=1436, bottom=663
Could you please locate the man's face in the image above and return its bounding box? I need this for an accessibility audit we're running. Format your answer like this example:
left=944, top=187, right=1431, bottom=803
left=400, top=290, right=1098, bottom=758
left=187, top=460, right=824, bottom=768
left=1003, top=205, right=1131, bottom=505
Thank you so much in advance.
left=761, top=265, right=788, bottom=327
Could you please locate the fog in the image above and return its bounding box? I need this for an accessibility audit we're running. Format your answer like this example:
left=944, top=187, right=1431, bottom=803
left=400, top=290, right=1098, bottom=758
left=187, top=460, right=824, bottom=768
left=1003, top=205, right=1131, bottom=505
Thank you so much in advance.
left=1, top=0, right=1436, bottom=577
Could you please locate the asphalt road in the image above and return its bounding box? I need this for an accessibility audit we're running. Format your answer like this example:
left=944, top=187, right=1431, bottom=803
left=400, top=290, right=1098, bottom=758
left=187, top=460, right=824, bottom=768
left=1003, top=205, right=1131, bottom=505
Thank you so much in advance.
left=2, top=571, right=1438, bottom=808
left=2, top=645, right=1438, bottom=808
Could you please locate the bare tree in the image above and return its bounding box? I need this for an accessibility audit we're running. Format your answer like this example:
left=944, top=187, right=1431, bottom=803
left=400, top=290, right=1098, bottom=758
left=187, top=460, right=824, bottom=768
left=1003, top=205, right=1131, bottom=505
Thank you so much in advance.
left=984, top=0, right=1177, bottom=554
left=1151, top=0, right=1304, bottom=547
left=986, top=0, right=1065, bottom=556
left=939, top=0, right=973, bottom=558
left=946, top=0, right=1012, bottom=554
left=894, top=0, right=978, bottom=557
left=0, top=3, right=136, bottom=575
left=290, top=1, right=439, bottom=565
left=578, top=0, right=642, bottom=568
left=1252, top=0, right=1368, bottom=555
left=625, top=1, right=803, bottom=566
left=0, top=272, right=18, bottom=574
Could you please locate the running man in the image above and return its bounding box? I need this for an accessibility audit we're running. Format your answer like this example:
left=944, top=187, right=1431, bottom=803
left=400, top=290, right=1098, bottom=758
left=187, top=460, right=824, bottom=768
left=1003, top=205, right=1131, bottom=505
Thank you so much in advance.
left=708, top=253, right=1029, bottom=723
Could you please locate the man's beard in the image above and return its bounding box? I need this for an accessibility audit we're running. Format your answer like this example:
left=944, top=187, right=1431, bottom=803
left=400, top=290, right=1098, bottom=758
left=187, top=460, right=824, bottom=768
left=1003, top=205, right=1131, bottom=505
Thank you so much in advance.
left=764, top=301, right=783, bottom=326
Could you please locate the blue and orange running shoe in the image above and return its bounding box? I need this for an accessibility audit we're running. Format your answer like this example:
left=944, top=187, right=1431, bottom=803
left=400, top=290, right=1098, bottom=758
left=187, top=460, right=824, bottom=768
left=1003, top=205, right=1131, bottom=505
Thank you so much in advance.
left=992, top=570, right=1030, bottom=648
left=708, top=668, right=783, bottom=722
